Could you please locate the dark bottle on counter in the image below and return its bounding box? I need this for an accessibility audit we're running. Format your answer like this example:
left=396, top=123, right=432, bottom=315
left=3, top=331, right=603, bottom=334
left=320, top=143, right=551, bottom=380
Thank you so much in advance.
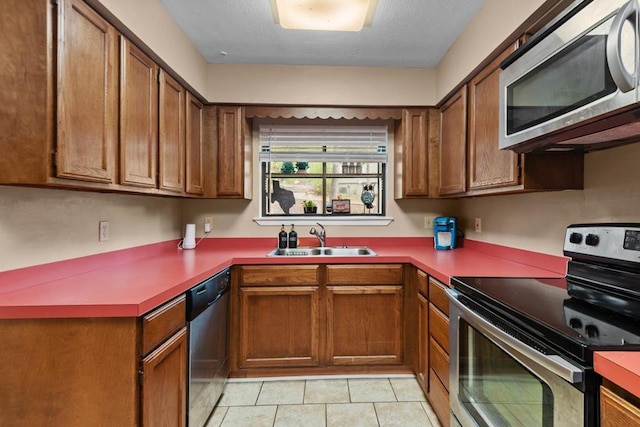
left=288, top=224, right=298, bottom=248
left=279, top=224, right=288, bottom=249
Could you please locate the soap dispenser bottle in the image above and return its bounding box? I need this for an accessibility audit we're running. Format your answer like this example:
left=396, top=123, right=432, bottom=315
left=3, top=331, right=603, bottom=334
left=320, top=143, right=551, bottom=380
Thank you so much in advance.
left=288, top=224, right=298, bottom=248
left=279, top=224, right=288, bottom=249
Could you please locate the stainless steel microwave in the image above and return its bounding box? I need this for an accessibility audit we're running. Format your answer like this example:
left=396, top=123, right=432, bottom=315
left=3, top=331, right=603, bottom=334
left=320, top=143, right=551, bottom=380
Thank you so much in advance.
left=499, top=0, right=640, bottom=153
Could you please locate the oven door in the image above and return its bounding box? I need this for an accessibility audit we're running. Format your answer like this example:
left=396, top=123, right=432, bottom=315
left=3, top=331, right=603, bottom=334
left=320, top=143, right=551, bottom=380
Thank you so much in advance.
left=448, top=290, right=585, bottom=427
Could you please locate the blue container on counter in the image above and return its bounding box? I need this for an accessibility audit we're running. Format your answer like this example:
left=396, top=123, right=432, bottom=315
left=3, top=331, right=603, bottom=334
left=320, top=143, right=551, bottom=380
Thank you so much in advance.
left=434, top=216, right=457, bottom=250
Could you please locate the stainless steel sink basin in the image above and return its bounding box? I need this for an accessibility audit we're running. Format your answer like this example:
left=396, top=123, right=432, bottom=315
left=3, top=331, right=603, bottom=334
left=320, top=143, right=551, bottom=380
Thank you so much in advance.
left=267, top=246, right=377, bottom=257
left=321, top=247, right=376, bottom=256
left=268, top=247, right=323, bottom=256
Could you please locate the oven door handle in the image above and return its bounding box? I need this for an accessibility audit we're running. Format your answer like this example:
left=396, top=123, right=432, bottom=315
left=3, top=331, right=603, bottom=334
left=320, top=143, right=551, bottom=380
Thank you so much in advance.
left=447, top=290, right=583, bottom=384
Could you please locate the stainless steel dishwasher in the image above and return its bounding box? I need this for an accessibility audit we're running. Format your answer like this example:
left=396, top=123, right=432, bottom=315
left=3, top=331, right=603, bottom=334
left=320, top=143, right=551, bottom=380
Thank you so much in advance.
left=186, top=268, right=230, bottom=427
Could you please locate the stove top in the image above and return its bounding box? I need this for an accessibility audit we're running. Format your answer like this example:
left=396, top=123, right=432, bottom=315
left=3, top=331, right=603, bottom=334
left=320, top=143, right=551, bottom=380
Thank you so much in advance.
left=451, top=276, right=640, bottom=365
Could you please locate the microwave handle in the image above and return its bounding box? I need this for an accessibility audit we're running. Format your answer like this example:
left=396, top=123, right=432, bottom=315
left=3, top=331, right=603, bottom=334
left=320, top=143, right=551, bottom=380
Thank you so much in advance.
left=447, top=289, right=583, bottom=384
left=607, top=0, right=638, bottom=93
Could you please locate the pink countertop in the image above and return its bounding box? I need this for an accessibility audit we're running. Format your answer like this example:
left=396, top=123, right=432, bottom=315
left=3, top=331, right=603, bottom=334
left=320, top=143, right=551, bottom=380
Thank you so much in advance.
left=0, top=237, right=566, bottom=319
left=594, top=352, right=640, bottom=399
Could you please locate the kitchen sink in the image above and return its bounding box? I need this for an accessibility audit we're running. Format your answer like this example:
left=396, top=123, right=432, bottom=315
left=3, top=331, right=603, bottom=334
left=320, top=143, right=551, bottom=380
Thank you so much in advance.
left=267, top=246, right=377, bottom=257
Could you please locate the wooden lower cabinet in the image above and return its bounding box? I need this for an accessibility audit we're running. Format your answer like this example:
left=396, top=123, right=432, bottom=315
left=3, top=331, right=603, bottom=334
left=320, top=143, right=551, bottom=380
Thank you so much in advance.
left=141, top=327, right=187, bottom=427
left=0, top=295, right=187, bottom=426
left=427, top=278, right=451, bottom=427
left=327, top=285, right=403, bottom=365
left=232, top=264, right=408, bottom=376
left=239, top=286, right=320, bottom=368
left=601, top=382, right=640, bottom=427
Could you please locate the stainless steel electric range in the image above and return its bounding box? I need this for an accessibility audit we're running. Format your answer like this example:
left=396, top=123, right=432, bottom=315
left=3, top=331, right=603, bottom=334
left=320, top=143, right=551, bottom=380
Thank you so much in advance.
left=447, top=224, right=640, bottom=427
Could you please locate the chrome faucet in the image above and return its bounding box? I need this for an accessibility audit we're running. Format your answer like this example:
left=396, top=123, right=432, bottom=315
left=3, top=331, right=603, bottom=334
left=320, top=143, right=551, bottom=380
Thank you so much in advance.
left=309, top=222, right=326, bottom=247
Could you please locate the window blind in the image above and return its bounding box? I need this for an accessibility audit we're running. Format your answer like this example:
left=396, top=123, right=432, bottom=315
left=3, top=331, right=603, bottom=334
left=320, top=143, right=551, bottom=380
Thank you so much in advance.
left=259, top=124, right=388, bottom=163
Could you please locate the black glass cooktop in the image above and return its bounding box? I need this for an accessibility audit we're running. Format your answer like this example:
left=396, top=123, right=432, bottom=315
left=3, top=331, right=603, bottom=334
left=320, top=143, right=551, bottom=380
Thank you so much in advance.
left=451, top=277, right=640, bottom=364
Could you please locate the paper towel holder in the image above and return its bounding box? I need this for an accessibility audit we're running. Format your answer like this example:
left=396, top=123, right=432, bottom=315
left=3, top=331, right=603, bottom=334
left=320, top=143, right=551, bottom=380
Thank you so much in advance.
left=179, top=224, right=197, bottom=250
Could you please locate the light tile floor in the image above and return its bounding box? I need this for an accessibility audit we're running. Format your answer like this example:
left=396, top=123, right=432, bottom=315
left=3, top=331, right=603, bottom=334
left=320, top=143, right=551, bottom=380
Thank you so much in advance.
left=206, top=376, right=442, bottom=427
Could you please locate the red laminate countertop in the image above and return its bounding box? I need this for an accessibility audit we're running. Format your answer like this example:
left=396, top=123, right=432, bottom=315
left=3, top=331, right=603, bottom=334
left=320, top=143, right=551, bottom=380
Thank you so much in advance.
left=0, top=237, right=566, bottom=319
left=595, top=352, right=640, bottom=399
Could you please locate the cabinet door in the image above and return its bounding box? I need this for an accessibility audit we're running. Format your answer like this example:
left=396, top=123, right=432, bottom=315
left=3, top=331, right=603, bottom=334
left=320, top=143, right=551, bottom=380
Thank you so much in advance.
left=217, top=106, right=247, bottom=198
left=159, top=70, right=185, bottom=193
left=56, top=0, right=117, bottom=183
left=468, top=45, right=519, bottom=190
left=185, top=92, right=205, bottom=195
left=141, top=327, right=187, bottom=427
left=120, top=38, right=158, bottom=188
left=417, top=292, right=429, bottom=392
left=439, top=86, right=467, bottom=195
left=396, top=109, right=430, bottom=198
left=327, top=285, right=403, bottom=365
left=239, top=286, right=320, bottom=368
left=601, top=385, right=640, bottom=427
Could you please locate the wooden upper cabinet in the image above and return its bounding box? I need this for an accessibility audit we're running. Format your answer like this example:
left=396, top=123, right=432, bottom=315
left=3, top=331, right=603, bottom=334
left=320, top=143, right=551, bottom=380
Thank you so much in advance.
left=185, top=93, right=205, bottom=195
left=56, top=0, right=118, bottom=183
left=216, top=106, right=252, bottom=198
left=439, top=86, right=467, bottom=196
left=159, top=70, right=186, bottom=193
left=119, top=38, right=158, bottom=188
left=468, top=45, right=519, bottom=190
left=395, top=109, right=440, bottom=198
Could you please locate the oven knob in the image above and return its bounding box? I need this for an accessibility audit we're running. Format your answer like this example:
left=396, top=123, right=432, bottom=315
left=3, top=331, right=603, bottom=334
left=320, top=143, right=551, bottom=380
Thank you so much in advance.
left=569, top=318, right=582, bottom=329
left=585, top=325, right=599, bottom=338
left=585, top=234, right=600, bottom=246
left=569, top=232, right=583, bottom=244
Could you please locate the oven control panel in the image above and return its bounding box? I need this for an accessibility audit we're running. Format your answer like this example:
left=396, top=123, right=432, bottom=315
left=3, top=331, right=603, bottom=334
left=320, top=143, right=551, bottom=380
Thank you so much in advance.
left=564, top=224, right=640, bottom=263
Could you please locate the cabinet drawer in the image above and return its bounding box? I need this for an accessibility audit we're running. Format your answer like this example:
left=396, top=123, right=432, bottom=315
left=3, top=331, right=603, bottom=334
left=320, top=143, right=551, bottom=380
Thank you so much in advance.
left=416, top=269, right=428, bottom=297
left=429, top=303, right=449, bottom=353
left=601, top=385, right=640, bottom=427
left=428, top=368, right=451, bottom=427
left=240, top=265, right=320, bottom=286
left=430, top=337, right=449, bottom=391
left=142, top=295, right=186, bottom=355
left=429, top=277, right=449, bottom=315
left=326, top=264, right=403, bottom=285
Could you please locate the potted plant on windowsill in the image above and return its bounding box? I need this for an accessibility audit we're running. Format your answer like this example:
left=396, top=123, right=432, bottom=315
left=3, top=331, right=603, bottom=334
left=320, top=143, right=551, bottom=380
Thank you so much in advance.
left=303, top=200, right=317, bottom=214
left=296, top=161, right=309, bottom=174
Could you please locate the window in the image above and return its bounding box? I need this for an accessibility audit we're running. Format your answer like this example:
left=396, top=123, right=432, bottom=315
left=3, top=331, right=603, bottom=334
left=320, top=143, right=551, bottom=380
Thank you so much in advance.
left=259, top=124, right=387, bottom=218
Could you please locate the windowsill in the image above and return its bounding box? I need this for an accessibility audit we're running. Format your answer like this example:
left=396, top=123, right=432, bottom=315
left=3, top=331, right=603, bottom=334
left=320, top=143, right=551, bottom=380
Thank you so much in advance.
left=254, top=216, right=394, bottom=226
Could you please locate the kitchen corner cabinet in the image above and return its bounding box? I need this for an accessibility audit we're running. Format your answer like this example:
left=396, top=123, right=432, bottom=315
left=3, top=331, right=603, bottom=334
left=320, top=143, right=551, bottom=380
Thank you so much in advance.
left=395, top=108, right=440, bottom=198
left=601, top=382, right=640, bottom=426
left=439, top=87, right=468, bottom=196
left=237, top=265, right=321, bottom=369
left=215, top=106, right=253, bottom=199
left=326, top=265, right=404, bottom=365
left=0, top=295, right=187, bottom=426
left=414, top=269, right=429, bottom=391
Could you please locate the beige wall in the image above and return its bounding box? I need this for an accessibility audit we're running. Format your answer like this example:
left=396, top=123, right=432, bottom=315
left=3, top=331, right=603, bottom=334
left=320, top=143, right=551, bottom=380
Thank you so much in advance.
left=0, top=187, right=182, bottom=271
left=435, top=0, right=545, bottom=101
left=206, top=64, right=437, bottom=106
left=99, top=0, right=209, bottom=95
left=459, top=143, right=640, bottom=256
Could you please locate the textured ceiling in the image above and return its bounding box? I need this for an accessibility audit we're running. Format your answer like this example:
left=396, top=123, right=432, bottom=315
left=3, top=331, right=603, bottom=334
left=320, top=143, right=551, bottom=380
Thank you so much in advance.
left=160, top=0, right=485, bottom=68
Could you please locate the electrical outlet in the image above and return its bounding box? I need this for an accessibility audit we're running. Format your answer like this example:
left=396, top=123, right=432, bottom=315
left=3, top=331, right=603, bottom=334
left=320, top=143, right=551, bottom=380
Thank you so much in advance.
left=475, top=217, right=482, bottom=233
left=424, top=216, right=434, bottom=230
left=99, top=221, right=109, bottom=241
left=204, top=217, right=213, bottom=233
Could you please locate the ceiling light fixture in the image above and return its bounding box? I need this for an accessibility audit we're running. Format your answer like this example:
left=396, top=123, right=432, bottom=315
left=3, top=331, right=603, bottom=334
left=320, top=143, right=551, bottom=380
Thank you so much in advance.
left=270, top=0, right=378, bottom=32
